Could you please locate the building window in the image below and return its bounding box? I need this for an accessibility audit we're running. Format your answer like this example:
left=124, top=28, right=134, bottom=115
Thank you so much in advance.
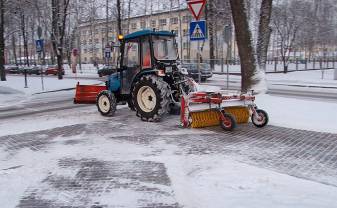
left=140, top=21, right=146, bottom=29
left=82, top=30, right=87, bottom=35
left=183, top=15, right=190, bottom=23
left=151, top=20, right=156, bottom=28
left=170, top=17, right=178, bottom=24
left=94, top=38, right=99, bottom=44
left=89, top=39, right=92, bottom=44
left=84, top=49, right=88, bottom=53
left=131, top=23, right=137, bottom=29
left=101, top=28, right=106, bottom=33
left=82, top=40, right=87, bottom=45
left=159, top=19, right=167, bottom=26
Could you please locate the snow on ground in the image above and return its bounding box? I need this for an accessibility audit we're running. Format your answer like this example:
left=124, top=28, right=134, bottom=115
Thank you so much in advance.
left=1, top=113, right=336, bottom=207
left=255, top=94, right=337, bottom=134
left=0, top=76, right=103, bottom=108
left=0, top=106, right=102, bottom=137
left=162, top=154, right=337, bottom=208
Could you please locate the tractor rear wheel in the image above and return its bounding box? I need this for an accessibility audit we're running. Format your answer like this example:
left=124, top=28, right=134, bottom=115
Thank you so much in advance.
left=132, top=75, right=170, bottom=122
left=127, top=98, right=135, bottom=111
left=96, top=90, right=117, bottom=116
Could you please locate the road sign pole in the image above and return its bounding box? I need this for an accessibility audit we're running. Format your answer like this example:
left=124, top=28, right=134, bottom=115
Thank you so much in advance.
left=24, top=69, right=28, bottom=88
left=39, top=53, right=44, bottom=91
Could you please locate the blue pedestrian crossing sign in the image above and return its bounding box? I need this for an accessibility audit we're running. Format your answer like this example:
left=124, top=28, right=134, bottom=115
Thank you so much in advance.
left=35, top=39, right=44, bottom=53
left=189, top=20, right=207, bottom=41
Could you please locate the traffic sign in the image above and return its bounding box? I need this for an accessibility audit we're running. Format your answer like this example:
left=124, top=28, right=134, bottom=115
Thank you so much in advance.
left=35, top=39, right=44, bottom=53
left=105, top=51, right=111, bottom=58
left=187, top=0, right=206, bottom=20
left=189, top=20, right=207, bottom=41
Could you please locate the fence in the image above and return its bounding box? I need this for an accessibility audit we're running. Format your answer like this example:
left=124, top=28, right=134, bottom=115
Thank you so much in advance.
left=62, top=57, right=337, bottom=76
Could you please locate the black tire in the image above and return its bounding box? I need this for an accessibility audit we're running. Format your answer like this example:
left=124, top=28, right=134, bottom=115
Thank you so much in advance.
left=132, top=75, right=170, bottom=122
left=201, top=77, right=207, bottom=82
left=99, top=73, right=102, bottom=77
left=251, top=109, right=269, bottom=128
left=127, top=98, right=135, bottom=111
left=96, top=90, right=117, bottom=116
left=220, top=112, right=236, bottom=131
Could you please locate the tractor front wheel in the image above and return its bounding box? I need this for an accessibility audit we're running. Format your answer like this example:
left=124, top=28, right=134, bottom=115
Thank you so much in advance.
left=132, top=75, right=170, bottom=122
left=96, top=90, right=117, bottom=116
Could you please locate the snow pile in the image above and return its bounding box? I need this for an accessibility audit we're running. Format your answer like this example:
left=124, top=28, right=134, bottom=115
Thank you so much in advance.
left=0, top=76, right=102, bottom=108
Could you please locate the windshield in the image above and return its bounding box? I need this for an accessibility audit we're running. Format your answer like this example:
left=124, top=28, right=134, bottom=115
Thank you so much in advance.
left=153, top=36, right=177, bottom=60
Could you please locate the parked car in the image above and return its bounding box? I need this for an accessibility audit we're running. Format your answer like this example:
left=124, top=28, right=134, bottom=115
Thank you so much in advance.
left=4, top=65, right=20, bottom=74
left=45, top=65, right=65, bottom=75
left=21, top=66, right=42, bottom=75
left=181, top=63, right=213, bottom=81
left=98, top=65, right=116, bottom=77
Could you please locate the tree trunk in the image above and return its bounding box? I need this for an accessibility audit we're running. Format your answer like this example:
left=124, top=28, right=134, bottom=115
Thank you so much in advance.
left=229, top=0, right=257, bottom=92
left=206, top=0, right=215, bottom=69
left=256, top=0, right=273, bottom=71
left=0, top=0, right=6, bottom=81
left=12, top=35, right=18, bottom=66
left=21, top=12, right=29, bottom=66
left=117, top=0, right=122, bottom=35
left=51, top=0, right=70, bottom=79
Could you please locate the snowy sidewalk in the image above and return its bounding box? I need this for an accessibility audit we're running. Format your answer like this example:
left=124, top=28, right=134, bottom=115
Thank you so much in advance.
left=0, top=76, right=103, bottom=108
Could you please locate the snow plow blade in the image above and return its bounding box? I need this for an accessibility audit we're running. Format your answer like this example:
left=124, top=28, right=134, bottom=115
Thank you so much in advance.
left=74, top=82, right=107, bottom=104
left=190, top=107, right=250, bottom=128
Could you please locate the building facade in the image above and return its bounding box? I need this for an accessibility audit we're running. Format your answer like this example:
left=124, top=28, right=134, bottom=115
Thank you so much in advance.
left=78, top=9, right=217, bottom=64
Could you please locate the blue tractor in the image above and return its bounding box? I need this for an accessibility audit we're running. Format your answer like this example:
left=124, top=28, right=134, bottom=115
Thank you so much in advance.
left=96, top=30, right=193, bottom=122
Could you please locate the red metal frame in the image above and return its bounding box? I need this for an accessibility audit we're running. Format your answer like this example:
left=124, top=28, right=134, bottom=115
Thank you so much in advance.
left=74, top=82, right=107, bottom=104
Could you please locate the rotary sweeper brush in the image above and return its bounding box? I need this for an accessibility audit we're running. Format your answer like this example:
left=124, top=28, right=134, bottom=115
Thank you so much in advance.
left=180, top=91, right=269, bottom=131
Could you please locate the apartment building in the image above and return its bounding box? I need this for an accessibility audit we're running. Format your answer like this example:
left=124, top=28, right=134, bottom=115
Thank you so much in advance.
left=78, top=8, right=216, bottom=64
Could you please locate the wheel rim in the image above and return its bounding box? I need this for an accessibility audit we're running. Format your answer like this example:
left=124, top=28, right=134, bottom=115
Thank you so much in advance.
left=223, top=117, right=232, bottom=128
left=253, top=113, right=265, bottom=125
left=137, top=86, right=157, bottom=113
left=98, top=95, right=110, bottom=113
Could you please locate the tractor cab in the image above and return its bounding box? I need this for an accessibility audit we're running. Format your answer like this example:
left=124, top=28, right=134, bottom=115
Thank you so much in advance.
left=117, top=30, right=179, bottom=95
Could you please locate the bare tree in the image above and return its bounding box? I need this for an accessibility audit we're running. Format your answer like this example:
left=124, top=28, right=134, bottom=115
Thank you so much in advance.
left=272, top=1, right=303, bottom=73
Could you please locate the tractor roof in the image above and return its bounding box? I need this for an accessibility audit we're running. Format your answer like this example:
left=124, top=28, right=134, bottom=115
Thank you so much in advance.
left=124, top=30, right=175, bottom=40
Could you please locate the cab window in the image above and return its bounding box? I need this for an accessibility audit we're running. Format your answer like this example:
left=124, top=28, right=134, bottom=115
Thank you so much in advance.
left=142, top=39, right=151, bottom=69
left=123, top=40, right=139, bottom=67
